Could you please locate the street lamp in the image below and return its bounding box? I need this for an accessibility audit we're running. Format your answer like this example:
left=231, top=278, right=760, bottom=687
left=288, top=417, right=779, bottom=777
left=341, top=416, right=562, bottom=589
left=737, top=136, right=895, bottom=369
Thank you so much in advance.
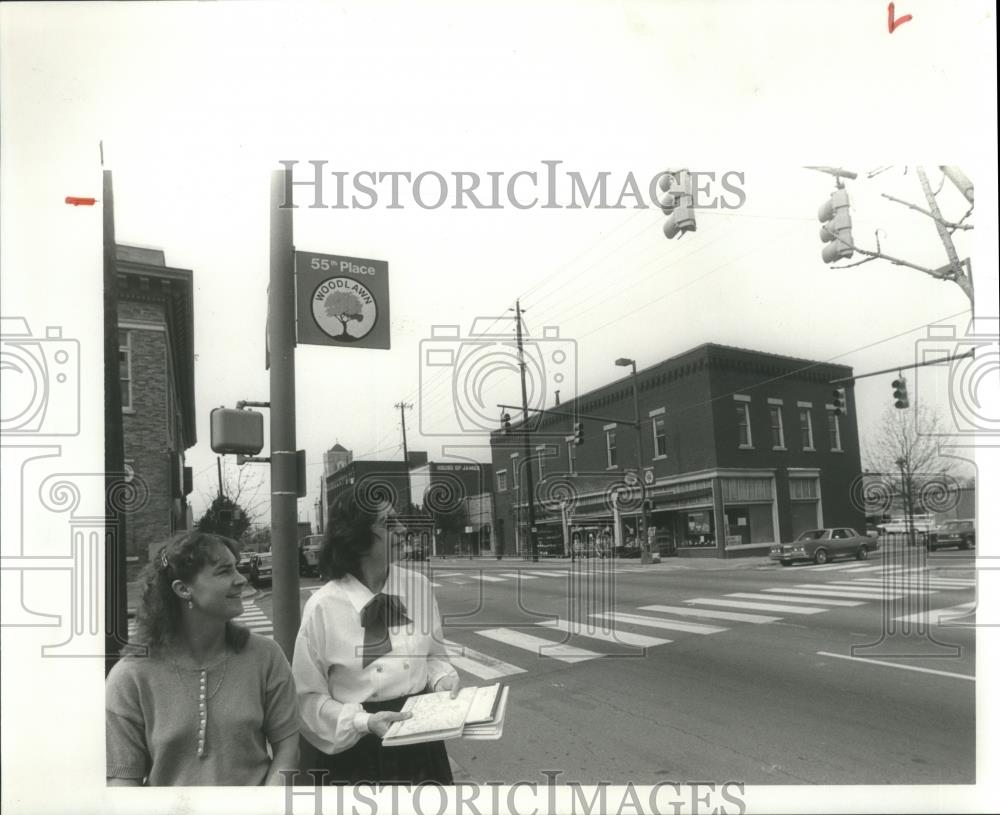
left=615, top=357, right=651, bottom=564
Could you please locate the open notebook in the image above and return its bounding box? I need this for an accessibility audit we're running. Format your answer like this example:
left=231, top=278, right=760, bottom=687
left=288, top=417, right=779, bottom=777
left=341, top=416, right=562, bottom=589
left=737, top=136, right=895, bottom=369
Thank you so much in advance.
left=382, top=684, right=509, bottom=747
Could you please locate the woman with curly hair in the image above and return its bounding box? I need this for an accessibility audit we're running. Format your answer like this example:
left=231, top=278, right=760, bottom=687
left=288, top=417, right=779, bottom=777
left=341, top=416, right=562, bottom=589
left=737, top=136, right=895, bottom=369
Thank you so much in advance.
left=293, top=493, right=460, bottom=785
left=105, top=531, right=299, bottom=786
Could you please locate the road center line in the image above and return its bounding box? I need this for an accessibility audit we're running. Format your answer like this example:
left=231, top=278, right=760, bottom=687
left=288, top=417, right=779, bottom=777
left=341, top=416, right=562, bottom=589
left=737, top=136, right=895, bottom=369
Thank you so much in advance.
left=816, top=651, right=974, bottom=681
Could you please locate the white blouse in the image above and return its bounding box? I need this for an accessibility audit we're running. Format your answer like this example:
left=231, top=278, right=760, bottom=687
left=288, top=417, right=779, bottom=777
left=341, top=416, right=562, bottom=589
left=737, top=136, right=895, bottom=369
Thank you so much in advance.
left=293, top=564, right=458, bottom=754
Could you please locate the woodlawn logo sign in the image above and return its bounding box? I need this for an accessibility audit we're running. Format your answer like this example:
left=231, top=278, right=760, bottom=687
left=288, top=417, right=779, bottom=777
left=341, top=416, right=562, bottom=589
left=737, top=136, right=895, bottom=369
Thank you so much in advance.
left=295, top=250, right=390, bottom=349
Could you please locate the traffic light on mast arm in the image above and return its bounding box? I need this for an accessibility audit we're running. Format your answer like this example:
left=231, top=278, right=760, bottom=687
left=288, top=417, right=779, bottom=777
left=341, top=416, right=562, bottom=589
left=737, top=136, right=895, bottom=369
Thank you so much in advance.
left=832, top=387, right=847, bottom=416
left=502, top=412, right=512, bottom=434
left=658, top=169, right=697, bottom=239
left=892, top=376, right=909, bottom=409
left=573, top=422, right=584, bottom=445
left=818, top=188, right=854, bottom=263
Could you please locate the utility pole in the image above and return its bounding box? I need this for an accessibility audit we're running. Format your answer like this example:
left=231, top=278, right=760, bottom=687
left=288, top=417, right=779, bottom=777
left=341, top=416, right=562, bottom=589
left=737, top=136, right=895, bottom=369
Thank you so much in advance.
left=513, top=300, right=539, bottom=562
left=916, top=166, right=974, bottom=305
left=268, top=169, right=300, bottom=661
left=395, top=401, right=413, bottom=465
left=395, top=401, right=413, bottom=510
left=216, top=456, right=224, bottom=500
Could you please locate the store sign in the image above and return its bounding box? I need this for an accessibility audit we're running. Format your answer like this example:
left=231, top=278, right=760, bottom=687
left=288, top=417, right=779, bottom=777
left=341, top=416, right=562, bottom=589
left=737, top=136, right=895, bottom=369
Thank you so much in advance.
left=295, top=251, right=390, bottom=350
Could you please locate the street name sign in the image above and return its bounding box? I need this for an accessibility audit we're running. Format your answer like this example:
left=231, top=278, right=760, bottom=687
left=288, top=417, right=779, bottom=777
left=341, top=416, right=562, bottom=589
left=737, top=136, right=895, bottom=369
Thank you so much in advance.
left=295, top=250, right=390, bottom=350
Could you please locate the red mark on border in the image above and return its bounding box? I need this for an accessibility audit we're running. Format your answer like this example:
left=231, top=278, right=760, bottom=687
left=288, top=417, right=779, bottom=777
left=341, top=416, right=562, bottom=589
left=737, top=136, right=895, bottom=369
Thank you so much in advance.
left=65, top=196, right=97, bottom=206
left=888, top=3, right=912, bottom=33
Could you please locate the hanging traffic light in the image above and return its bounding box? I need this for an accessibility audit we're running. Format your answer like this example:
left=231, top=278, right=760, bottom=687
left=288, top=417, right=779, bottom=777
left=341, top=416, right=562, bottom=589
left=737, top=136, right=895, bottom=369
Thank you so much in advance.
left=818, top=188, right=854, bottom=263
left=892, top=376, right=909, bottom=409
left=832, top=387, right=847, bottom=416
left=658, top=170, right=697, bottom=240
left=502, top=412, right=512, bottom=434
left=573, top=422, right=584, bottom=446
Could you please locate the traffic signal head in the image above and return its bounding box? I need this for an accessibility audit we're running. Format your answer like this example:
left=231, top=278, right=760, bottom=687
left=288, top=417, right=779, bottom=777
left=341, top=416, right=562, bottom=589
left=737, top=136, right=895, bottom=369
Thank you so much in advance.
left=659, top=170, right=697, bottom=239
left=832, top=387, right=847, bottom=416
left=892, top=377, right=909, bottom=409
left=502, top=412, right=512, bottom=434
left=573, top=422, right=584, bottom=446
left=663, top=204, right=697, bottom=239
left=818, top=188, right=854, bottom=263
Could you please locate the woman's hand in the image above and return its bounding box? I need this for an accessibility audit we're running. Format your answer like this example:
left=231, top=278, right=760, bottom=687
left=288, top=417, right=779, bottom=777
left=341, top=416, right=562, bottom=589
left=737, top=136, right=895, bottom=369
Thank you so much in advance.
left=435, top=674, right=461, bottom=699
left=367, top=710, right=412, bottom=739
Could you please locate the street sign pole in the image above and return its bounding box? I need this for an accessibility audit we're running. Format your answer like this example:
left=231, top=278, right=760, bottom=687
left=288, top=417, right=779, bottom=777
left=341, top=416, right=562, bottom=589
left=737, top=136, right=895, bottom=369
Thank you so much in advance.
left=269, top=170, right=300, bottom=661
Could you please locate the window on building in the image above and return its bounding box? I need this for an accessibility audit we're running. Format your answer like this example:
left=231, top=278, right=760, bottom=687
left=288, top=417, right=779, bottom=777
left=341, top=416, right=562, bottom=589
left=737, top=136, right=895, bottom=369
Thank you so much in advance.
left=736, top=402, right=753, bottom=448
left=536, top=449, right=545, bottom=481
left=118, top=329, right=132, bottom=410
left=827, top=411, right=842, bottom=451
left=799, top=408, right=814, bottom=450
left=606, top=429, right=617, bottom=468
left=497, top=470, right=508, bottom=492
left=510, top=456, right=519, bottom=489
left=567, top=440, right=576, bottom=474
left=653, top=414, right=667, bottom=457
left=768, top=405, right=785, bottom=449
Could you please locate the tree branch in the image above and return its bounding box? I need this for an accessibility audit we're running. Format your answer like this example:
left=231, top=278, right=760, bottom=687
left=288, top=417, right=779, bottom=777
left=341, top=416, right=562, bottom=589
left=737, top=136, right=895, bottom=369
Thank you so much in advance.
left=881, top=192, right=973, bottom=230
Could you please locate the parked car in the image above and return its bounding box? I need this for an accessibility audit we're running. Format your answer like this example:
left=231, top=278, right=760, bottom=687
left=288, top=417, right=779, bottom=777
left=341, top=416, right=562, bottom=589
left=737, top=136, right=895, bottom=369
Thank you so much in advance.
left=236, top=555, right=253, bottom=577
left=249, top=552, right=273, bottom=587
left=401, top=540, right=428, bottom=561
left=770, top=528, right=879, bottom=566
left=877, top=515, right=934, bottom=536
left=926, top=519, right=975, bottom=551
left=299, top=535, right=323, bottom=576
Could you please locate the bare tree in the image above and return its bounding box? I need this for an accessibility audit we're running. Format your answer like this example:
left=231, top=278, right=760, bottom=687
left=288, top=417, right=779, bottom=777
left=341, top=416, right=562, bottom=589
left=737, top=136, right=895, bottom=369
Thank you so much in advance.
left=195, top=462, right=267, bottom=540
left=862, top=404, right=964, bottom=529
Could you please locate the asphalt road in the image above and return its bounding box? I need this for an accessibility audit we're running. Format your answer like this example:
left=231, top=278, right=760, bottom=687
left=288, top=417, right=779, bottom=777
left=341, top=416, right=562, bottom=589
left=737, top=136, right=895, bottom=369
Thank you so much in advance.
left=249, top=546, right=976, bottom=786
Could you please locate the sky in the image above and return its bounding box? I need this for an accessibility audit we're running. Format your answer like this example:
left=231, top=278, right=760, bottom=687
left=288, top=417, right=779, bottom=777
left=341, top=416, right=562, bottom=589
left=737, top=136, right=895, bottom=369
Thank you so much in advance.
left=1, top=2, right=998, bottom=814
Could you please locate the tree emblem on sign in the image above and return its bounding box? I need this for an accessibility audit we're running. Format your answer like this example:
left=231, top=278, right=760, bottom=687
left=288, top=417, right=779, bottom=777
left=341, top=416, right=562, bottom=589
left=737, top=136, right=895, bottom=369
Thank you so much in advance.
left=324, top=291, right=364, bottom=337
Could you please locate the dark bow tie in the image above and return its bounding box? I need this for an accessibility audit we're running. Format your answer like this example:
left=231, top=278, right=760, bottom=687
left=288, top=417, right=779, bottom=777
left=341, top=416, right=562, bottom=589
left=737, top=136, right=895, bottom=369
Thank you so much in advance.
left=360, top=593, right=411, bottom=668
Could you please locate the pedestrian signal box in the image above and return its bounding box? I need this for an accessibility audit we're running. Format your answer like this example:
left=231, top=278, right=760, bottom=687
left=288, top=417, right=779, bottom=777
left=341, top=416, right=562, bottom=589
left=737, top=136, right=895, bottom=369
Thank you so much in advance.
left=211, top=408, right=265, bottom=455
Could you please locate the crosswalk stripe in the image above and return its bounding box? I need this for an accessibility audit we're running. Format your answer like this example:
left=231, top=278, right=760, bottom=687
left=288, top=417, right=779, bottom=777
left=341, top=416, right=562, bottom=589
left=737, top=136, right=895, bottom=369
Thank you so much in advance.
left=443, top=640, right=526, bottom=680
left=687, top=597, right=827, bottom=614
left=476, top=628, right=603, bottom=663
left=826, top=581, right=938, bottom=594
left=807, top=562, right=870, bottom=571
left=765, top=587, right=902, bottom=600
left=434, top=572, right=464, bottom=577
left=477, top=575, right=507, bottom=583
left=639, top=604, right=780, bottom=624
left=730, top=592, right=864, bottom=607
left=796, top=582, right=922, bottom=595
left=525, top=571, right=566, bottom=578
left=498, top=573, right=538, bottom=579
left=537, top=619, right=672, bottom=648
left=892, top=602, right=976, bottom=625
left=844, top=578, right=971, bottom=590
left=590, top=611, right=728, bottom=635
left=430, top=582, right=442, bottom=587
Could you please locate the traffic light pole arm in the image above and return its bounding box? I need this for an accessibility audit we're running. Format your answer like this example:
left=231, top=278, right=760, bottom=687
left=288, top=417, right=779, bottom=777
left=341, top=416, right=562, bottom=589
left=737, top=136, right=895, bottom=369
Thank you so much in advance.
left=236, top=400, right=271, bottom=410
left=495, top=403, right=640, bottom=428
left=827, top=349, right=975, bottom=385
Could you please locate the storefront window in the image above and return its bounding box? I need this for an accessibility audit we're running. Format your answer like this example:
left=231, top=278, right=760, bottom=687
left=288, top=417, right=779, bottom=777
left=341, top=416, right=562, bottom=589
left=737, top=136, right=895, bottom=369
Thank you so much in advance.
left=683, top=510, right=715, bottom=547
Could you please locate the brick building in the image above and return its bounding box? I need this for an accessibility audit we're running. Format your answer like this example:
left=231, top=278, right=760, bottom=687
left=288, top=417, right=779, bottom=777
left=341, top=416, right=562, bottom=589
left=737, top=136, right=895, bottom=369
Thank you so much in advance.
left=490, top=343, right=864, bottom=558
left=409, top=462, right=494, bottom=556
left=116, top=245, right=196, bottom=573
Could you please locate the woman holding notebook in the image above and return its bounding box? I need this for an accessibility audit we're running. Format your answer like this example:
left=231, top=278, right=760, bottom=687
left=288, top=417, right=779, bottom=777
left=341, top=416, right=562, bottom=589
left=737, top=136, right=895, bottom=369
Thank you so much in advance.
left=293, top=492, right=461, bottom=784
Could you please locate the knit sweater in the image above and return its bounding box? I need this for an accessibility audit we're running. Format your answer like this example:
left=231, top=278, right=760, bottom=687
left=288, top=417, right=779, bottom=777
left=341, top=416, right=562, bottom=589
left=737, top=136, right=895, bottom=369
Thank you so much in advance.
left=106, top=633, right=298, bottom=786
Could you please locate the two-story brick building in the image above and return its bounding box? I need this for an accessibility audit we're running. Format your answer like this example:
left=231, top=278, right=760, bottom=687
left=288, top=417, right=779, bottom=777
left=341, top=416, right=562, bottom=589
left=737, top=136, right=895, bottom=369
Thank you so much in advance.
left=116, top=245, right=196, bottom=574
left=490, top=343, right=863, bottom=558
